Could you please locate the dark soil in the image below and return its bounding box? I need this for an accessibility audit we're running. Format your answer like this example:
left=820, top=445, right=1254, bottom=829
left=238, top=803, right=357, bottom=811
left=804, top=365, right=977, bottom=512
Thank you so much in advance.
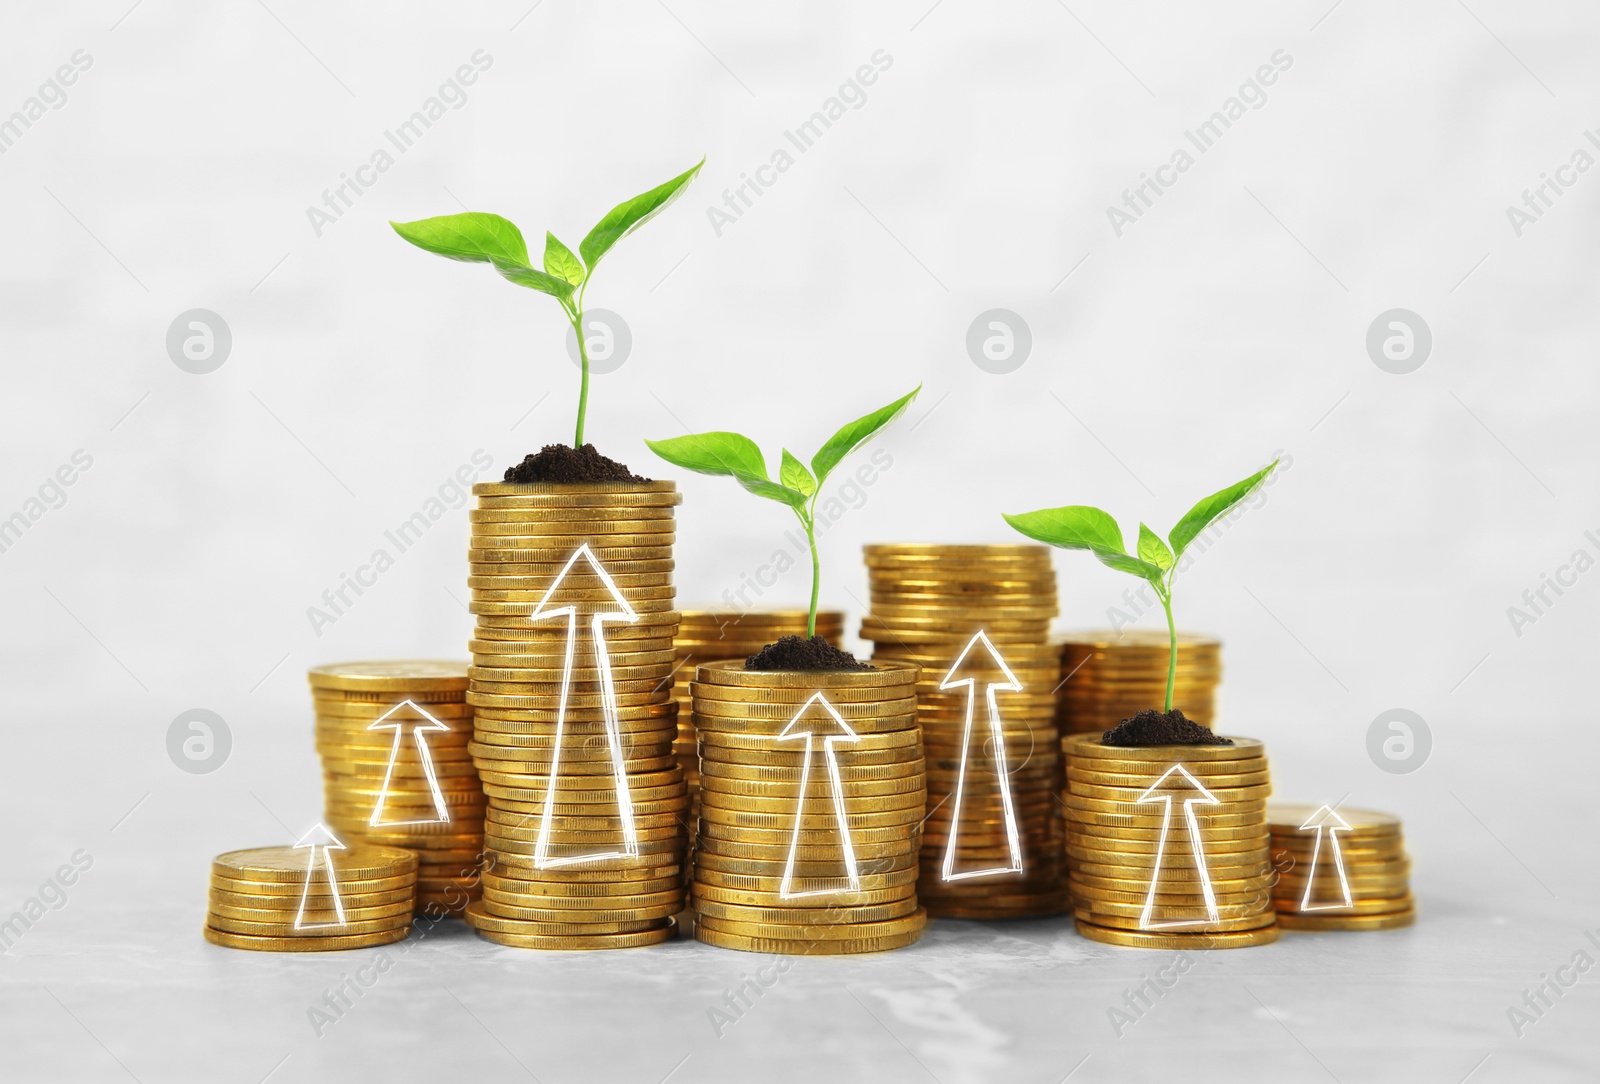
left=1102, top=708, right=1233, bottom=747
left=745, top=635, right=874, bottom=672
left=503, top=443, right=649, bottom=484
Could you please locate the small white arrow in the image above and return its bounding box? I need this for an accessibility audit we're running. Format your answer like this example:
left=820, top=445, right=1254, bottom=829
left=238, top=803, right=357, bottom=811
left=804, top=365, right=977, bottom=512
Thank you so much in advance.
left=938, top=630, right=1024, bottom=882
left=1297, top=804, right=1354, bottom=911
left=293, top=823, right=347, bottom=930
left=776, top=693, right=861, bottom=899
left=528, top=543, right=640, bottom=869
left=1136, top=764, right=1221, bottom=929
left=366, top=699, right=452, bottom=827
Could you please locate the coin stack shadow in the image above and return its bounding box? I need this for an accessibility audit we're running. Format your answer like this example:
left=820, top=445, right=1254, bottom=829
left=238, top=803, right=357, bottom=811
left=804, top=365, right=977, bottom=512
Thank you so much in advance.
left=1057, top=632, right=1223, bottom=734
left=1062, top=733, right=1280, bottom=949
left=671, top=611, right=846, bottom=818
left=204, top=843, right=417, bottom=952
left=463, top=480, right=690, bottom=949
left=861, top=543, right=1067, bottom=919
left=690, top=661, right=928, bottom=954
left=312, top=662, right=483, bottom=916
left=1268, top=803, right=1416, bottom=931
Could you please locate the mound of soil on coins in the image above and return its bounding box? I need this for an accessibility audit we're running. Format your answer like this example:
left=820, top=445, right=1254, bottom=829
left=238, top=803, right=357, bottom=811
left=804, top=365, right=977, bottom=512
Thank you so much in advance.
left=1101, top=708, right=1234, bottom=747
left=503, top=443, right=649, bottom=484
left=745, top=635, right=874, bottom=672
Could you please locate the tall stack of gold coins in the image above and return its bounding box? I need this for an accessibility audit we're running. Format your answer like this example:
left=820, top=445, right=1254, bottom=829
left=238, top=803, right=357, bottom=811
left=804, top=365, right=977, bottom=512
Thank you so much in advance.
left=204, top=839, right=417, bottom=952
left=1268, top=803, right=1415, bottom=931
left=860, top=544, right=1066, bottom=919
left=310, top=661, right=482, bottom=915
left=671, top=611, right=846, bottom=810
left=464, top=480, right=689, bottom=949
left=690, top=662, right=927, bottom=954
left=1057, top=632, right=1222, bottom=734
left=1062, top=734, right=1278, bottom=949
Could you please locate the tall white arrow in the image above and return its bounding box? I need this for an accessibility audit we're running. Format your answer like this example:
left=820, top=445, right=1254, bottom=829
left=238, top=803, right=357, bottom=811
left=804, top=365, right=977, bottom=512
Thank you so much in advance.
left=1136, top=764, right=1221, bottom=929
left=1297, top=804, right=1354, bottom=911
left=366, top=699, right=452, bottom=827
left=528, top=543, right=640, bottom=868
left=775, top=693, right=861, bottom=899
left=293, top=823, right=347, bottom=930
left=938, top=630, right=1024, bottom=881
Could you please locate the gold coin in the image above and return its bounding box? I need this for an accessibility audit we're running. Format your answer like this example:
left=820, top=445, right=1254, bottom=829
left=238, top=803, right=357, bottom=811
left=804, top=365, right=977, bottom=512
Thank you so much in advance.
left=203, top=924, right=411, bottom=952
left=691, top=880, right=914, bottom=907
left=694, top=852, right=916, bottom=879
left=1266, top=803, right=1402, bottom=834
left=479, top=875, right=682, bottom=900
left=1063, top=733, right=1260, bottom=760
left=474, top=487, right=681, bottom=505
left=1065, top=821, right=1269, bottom=844
left=693, top=868, right=915, bottom=893
left=212, top=845, right=416, bottom=883
left=206, top=912, right=413, bottom=937
left=470, top=546, right=676, bottom=564
left=475, top=480, right=678, bottom=496
left=1273, top=893, right=1415, bottom=916
left=307, top=661, right=468, bottom=692
left=1073, top=906, right=1274, bottom=933
left=697, top=838, right=915, bottom=864
left=697, top=728, right=920, bottom=753
left=700, top=761, right=925, bottom=784
left=1056, top=804, right=1263, bottom=831
left=1067, top=768, right=1270, bottom=790
left=693, top=897, right=919, bottom=924
left=690, top=681, right=915, bottom=704
left=468, top=921, right=677, bottom=949
left=1276, top=909, right=1416, bottom=931
left=470, top=505, right=676, bottom=522
left=692, top=661, right=917, bottom=690
left=1068, top=883, right=1269, bottom=909
left=698, top=793, right=926, bottom=816
left=466, top=691, right=673, bottom=711
left=695, top=907, right=926, bottom=940
left=476, top=899, right=682, bottom=924
left=1069, top=756, right=1267, bottom=778
left=698, top=775, right=924, bottom=799
left=692, top=925, right=921, bottom=955
left=696, top=821, right=919, bottom=848
left=1059, top=793, right=1268, bottom=817
left=1073, top=919, right=1277, bottom=949
left=208, top=898, right=415, bottom=923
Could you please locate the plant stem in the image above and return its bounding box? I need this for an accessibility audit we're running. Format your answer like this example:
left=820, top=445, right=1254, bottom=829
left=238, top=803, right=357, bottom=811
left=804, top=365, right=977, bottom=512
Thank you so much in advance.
left=1159, top=587, right=1177, bottom=713
left=572, top=306, right=589, bottom=447
left=805, top=518, right=819, bottom=638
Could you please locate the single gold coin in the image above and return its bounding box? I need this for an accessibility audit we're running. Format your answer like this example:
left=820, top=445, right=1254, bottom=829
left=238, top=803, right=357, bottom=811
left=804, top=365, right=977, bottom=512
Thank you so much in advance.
left=692, top=897, right=920, bottom=925
left=692, top=661, right=916, bottom=690
left=1063, top=733, right=1261, bottom=761
left=1276, top=909, right=1417, bottom=931
left=212, top=845, right=416, bottom=883
left=1074, top=919, right=1278, bottom=950
left=693, top=925, right=921, bottom=955
left=203, top=924, right=411, bottom=952
left=206, top=912, right=413, bottom=937
left=1059, top=793, right=1268, bottom=818
left=1273, top=894, right=1415, bottom=916
left=470, top=545, right=676, bottom=564
left=1073, top=906, right=1274, bottom=933
left=696, top=907, right=926, bottom=940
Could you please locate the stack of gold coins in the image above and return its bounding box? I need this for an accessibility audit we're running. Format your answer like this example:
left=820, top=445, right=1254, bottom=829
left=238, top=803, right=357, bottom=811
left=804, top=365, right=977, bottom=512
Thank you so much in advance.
left=860, top=544, right=1066, bottom=919
left=671, top=611, right=846, bottom=807
left=1062, top=733, right=1278, bottom=949
left=1057, top=632, right=1223, bottom=734
left=464, top=479, right=689, bottom=949
left=310, top=661, right=482, bottom=916
left=204, top=837, right=417, bottom=952
left=1267, top=803, right=1415, bottom=931
left=691, top=661, right=928, bottom=954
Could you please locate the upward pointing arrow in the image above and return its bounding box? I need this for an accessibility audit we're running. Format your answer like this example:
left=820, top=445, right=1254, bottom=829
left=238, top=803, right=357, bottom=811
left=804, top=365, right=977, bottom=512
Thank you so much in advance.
left=937, top=630, right=1025, bottom=882
left=293, top=823, right=347, bottom=930
left=1135, top=765, right=1221, bottom=929
left=1297, top=804, right=1354, bottom=911
left=775, top=693, right=860, bottom=899
left=528, top=543, right=640, bottom=869
left=366, top=699, right=453, bottom=827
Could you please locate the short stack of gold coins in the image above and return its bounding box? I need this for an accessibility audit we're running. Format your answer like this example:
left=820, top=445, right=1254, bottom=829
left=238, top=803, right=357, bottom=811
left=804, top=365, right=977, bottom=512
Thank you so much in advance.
left=860, top=544, right=1067, bottom=919
left=311, top=661, right=483, bottom=916
left=671, top=611, right=847, bottom=807
left=1062, top=733, right=1279, bottom=948
left=690, top=661, right=928, bottom=953
left=464, top=479, right=689, bottom=949
left=204, top=841, right=417, bottom=952
left=1267, top=803, right=1415, bottom=931
left=1057, top=632, right=1223, bottom=734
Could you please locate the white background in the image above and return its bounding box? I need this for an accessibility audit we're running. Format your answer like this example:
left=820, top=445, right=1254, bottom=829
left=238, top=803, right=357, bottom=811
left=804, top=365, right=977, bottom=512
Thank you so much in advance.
left=2, top=2, right=1596, bottom=1081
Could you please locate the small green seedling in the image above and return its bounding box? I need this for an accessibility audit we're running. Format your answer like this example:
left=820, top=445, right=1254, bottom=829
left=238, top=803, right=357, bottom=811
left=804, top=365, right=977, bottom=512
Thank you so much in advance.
left=391, top=159, right=704, bottom=447
left=646, top=387, right=921, bottom=638
left=1003, top=461, right=1278, bottom=713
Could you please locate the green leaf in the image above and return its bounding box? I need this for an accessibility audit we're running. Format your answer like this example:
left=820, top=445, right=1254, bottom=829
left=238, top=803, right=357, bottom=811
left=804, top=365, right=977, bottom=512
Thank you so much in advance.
left=1137, top=522, right=1174, bottom=572
left=579, top=158, right=705, bottom=270
left=644, top=432, right=808, bottom=513
left=810, top=386, right=921, bottom=486
left=543, top=232, right=585, bottom=286
left=780, top=449, right=817, bottom=498
left=1167, top=460, right=1280, bottom=561
left=391, top=212, right=530, bottom=266
left=1002, top=505, right=1165, bottom=581
left=494, top=262, right=577, bottom=301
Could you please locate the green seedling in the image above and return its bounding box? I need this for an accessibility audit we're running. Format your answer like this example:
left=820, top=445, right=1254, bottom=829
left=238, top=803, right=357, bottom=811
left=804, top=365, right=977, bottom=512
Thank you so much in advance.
left=1003, top=460, right=1278, bottom=713
left=646, top=387, right=921, bottom=638
left=391, top=159, right=704, bottom=448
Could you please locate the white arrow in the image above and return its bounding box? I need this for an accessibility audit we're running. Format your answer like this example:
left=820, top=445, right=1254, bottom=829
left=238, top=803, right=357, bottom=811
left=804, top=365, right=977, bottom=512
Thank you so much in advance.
left=775, top=693, right=861, bottom=899
left=1297, top=804, right=1354, bottom=911
left=293, top=823, right=347, bottom=930
left=366, top=699, right=453, bottom=827
left=938, top=630, right=1024, bottom=882
left=528, top=543, right=640, bottom=869
left=1136, top=764, right=1221, bottom=929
